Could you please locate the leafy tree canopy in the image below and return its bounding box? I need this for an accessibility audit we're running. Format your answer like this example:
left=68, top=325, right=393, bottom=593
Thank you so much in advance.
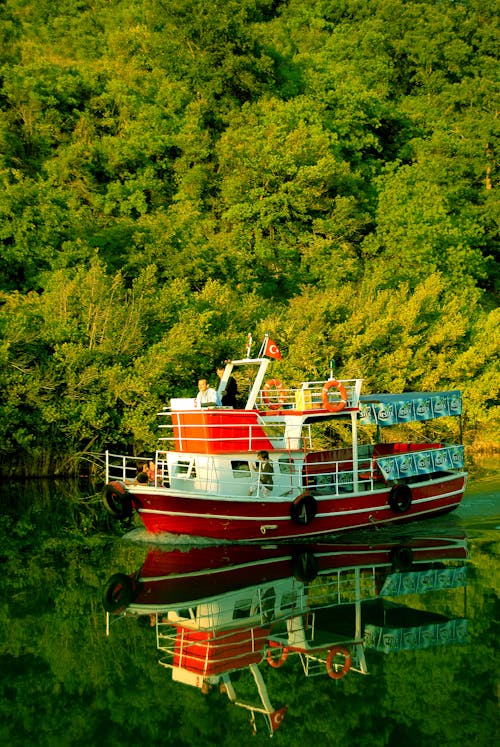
left=0, top=0, right=498, bottom=473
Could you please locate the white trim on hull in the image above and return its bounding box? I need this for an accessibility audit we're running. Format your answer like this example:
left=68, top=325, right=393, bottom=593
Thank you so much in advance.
left=137, top=492, right=465, bottom=541
left=137, top=480, right=466, bottom=523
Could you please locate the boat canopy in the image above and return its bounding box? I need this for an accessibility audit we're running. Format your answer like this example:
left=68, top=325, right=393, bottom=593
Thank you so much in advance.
left=359, top=391, right=462, bottom=427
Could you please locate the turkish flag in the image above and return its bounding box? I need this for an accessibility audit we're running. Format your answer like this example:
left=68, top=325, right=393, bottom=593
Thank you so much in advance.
left=264, top=338, right=282, bottom=360
left=269, top=705, right=287, bottom=733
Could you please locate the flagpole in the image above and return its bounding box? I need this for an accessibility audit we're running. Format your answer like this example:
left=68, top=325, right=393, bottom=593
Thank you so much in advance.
left=246, top=333, right=253, bottom=358
left=258, top=333, right=268, bottom=358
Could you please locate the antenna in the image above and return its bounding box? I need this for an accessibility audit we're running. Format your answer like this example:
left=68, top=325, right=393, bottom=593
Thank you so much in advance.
left=258, top=333, right=268, bottom=358
left=246, top=333, right=253, bottom=358
left=329, top=358, right=335, bottom=380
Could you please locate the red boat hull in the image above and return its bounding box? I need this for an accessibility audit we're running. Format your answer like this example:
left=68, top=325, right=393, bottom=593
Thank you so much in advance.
left=130, top=473, right=466, bottom=541
left=124, top=534, right=467, bottom=609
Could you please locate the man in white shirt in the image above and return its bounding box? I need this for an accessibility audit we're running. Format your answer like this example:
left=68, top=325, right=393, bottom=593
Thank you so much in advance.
left=196, top=378, right=220, bottom=407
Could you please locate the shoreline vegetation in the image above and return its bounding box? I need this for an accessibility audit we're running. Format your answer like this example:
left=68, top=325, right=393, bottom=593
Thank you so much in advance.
left=0, top=1, right=498, bottom=479
left=1, top=451, right=498, bottom=488
left=3, top=441, right=499, bottom=482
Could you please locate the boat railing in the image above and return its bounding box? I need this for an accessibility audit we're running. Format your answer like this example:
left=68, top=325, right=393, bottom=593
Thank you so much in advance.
left=104, top=450, right=169, bottom=486
left=302, top=452, right=377, bottom=494
left=153, top=567, right=381, bottom=675
left=104, top=440, right=462, bottom=495
left=147, top=378, right=362, bottom=455
left=157, top=412, right=308, bottom=453
left=104, top=451, right=146, bottom=484
left=104, top=448, right=381, bottom=495
left=156, top=623, right=271, bottom=674
left=256, top=378, right=361, bottom=411
left=296, top=642, right=368, bottom=677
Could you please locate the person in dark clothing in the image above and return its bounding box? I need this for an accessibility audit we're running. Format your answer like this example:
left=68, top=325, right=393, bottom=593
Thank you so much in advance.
left=216, top=365, right=239, bottom=407
left=249, top=450, right=274, bottom=496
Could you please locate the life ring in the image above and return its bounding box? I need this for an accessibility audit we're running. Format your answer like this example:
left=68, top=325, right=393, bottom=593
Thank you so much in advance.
left=290, top=492, right=317, bottom=525
left=390, top=545, right=414, bottom=571
left=322, top=380, right=348, bottom=412
left=267, top=641, right=289, bottom=668
left=262, top=379, right=286, bottom=410
left=326, top=646, right=351, bottom=680
left=102, top=573, right=136, bottom=612
left=388, top=484, right=412, bottom=513
left=102, top=481, right=133, bottom=520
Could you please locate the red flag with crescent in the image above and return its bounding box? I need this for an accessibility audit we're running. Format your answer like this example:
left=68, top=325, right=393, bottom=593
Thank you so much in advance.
left=264, top=338, right=282, bottom=360
left=269, top=705, right=287, bottom=732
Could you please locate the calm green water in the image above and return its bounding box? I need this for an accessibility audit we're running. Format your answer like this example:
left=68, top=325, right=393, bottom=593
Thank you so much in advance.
left=1, top=465, right=499, bottom=747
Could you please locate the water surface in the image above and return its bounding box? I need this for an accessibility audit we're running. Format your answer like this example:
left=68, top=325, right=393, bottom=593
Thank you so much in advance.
left=0, top=467, right=498, bottom=746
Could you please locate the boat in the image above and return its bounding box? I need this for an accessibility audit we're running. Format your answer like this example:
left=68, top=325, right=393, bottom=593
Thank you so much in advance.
left=102, top=532, right=469, bottom=613
left=102, top=533, right=468, bottom=737
left=102, top=335, right=467, bottom=541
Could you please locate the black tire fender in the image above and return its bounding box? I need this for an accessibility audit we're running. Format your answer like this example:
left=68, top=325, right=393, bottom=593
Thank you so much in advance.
left=388, top=484, right=412, bottom=514
left=102, top=481, right=133, bottom=520
left=290, top=492, right=317, bottom=525
left=291, top=548, right=319, bottom=582
left=390, top=545, right=414, bottom=571
left=102, top=573, right=136, bottom=612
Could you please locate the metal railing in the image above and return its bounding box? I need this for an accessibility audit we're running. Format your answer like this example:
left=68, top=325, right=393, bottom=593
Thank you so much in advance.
left=152, top=567, right=379, bottom=672
left=255, top=378, right=360, bottom=411
left=104, top=450, right=169, bottom=486
left=157, top=413, right=306, bottom=452
left=104, top=449, right=381, bottom=497
left=104, top=442, right=462, bottom=497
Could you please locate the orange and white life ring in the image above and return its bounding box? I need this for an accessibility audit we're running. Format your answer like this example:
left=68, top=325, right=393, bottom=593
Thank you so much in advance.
left=326, top=646, right=351, bottom=679
left=321, top=380, right=347, bottom=412
left=262, top=379, right=286, bottom=410
left=267, top=641, right=289, bottom=668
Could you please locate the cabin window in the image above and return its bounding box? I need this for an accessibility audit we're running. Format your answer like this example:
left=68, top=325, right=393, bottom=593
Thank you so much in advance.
left=233, top=599, right=253, bottom=618
left=177, top=608, right=194, bottom=620
left=231, top=460, right=251, bottom=478
left=175, top=459, right=196, bottom=478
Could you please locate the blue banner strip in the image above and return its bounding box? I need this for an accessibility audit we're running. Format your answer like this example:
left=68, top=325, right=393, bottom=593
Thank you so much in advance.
left=375, top=445, right=464, bottom=480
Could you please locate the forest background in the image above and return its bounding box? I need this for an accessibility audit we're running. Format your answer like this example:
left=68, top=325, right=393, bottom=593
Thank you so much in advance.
left=0, top=0, right=498, bottom=477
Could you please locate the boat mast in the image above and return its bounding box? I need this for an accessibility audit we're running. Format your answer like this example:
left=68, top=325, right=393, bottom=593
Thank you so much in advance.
left=350, top=379, right=363, bottom=490
left=217, top=358, right=271, bottom=410
left=352, top=410, right=359, bottom=491
left=245, top=359, right=271, bottom=410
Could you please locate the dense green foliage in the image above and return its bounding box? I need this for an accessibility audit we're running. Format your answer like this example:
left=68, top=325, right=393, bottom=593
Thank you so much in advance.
left=0, top=0, right=498, bottom=474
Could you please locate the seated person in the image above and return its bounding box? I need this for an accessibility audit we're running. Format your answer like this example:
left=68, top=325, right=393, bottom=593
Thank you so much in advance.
left=196, top=378, right=220, bottom=407
left=135, top=463, right=149, bottom=484
left=146, top=461, right=156, bottom=484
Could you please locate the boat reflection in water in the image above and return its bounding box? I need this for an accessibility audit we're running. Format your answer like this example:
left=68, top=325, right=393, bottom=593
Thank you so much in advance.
left=102, top=533, right=468, bottom=737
